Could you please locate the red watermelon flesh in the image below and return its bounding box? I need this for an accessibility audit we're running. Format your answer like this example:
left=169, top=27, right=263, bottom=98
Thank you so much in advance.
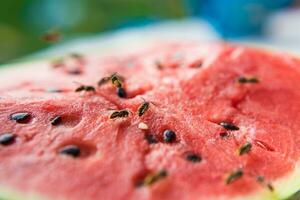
left=0, top=42, right=300, bottom=200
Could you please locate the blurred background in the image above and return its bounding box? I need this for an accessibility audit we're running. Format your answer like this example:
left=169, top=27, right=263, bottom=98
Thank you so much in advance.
left=1, top=0, right=300, bottom=64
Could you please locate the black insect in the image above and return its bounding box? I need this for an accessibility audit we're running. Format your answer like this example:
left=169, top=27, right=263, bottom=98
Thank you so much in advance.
left=137, top=102, right=150, bottom=117
left=59, top=145, right=80, bottom=157
left=98, top=73, right=124, bottom=88
left=0, top=133, right=15, bottom=145
left=137, top=170, right=168, bottom=187
left=75, top=85, right=95, bottom=92
left=226, top=169, right=243, bottom=184
left=219, top=122, right=239, bottom=131
left=109, top=109, right=130, bottom=119
left=238, top=142, right=252, bottom=156
left=137, top=98, right=155, bottom=117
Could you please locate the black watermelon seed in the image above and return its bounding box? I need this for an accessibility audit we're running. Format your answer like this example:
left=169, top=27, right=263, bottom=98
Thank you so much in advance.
left=0, top=133, right=15, bottom=145
left=59, top=145, right=80, bottom=157
left=10, top=112, right=31, bottom=124
left=219, top=122, right=239, bottom=131
left=163, top=130, right=176, bottom=143
left=117, top=87, right=127, bottom=98
left=145, top=134, right=158, bottom=144
left=185, top=153, right=202, bottom=163
left=51, top=116, right=62, bottom=126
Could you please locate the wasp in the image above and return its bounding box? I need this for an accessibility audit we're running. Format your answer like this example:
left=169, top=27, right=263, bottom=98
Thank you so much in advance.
left=109, top=109, right=130, bottom=119
left=74, top=82, right=96, bottom=92
left=98, top=73, right=124, bottom=88
left=137, top=98, right=155, bottom=117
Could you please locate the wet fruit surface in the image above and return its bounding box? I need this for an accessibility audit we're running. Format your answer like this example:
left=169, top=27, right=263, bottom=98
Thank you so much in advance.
left=0, top=43, right=300, bottom=200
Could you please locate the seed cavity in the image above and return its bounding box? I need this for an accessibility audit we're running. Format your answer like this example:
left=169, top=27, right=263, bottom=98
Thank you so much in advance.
left=0, top=133, right=15, bottom=145
left=59, top=145, right=80, bottom=157
left=254, top=140, right=275, bottom=152
left=238, top=142, right=252, bottom=156
left=51, top=116, right=62, bottom=126
left=145, top=134, right=158, bottom=144
left=137, top=170, right=167, bottom=187
left=10, top=112, right=31, bottom=124
left=219, top=122, right=239, bottom=131
left=163, top=130, right=176, bottom=143
left=220, top=132, right=229, bottom=138
left=185, top=153, right=202, bottom=163
left=226, top=169, right=243, bottom=184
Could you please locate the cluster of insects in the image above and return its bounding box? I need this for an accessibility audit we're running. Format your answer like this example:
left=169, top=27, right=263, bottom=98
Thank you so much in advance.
left=73, top=72, right=128, bottom=98
left=108, top=98, right=153, bottom=120
left=98, top=73, right=127, bottom=98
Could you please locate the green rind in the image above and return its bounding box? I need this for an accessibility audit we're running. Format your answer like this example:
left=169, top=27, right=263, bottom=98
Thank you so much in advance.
left=285, top=190, right=300, bottom=200
left=0, top=187, right=48, bottom=200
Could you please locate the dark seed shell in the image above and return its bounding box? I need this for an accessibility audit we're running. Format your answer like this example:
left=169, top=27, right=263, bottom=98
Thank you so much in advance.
left=163, top=130, right=176, bottom=143
left=117, top=87, right=127, bottom=98
left=10, top=112, right=31, bottom=124
left=59, top=145, right=80, bottom=157
left=219, top=122, right=239, bottom=131
left=51, top=116, right=62, bottom=126
left=185, top=153, right=202, bottom=163
left=0, top=133, right=15, bottom=145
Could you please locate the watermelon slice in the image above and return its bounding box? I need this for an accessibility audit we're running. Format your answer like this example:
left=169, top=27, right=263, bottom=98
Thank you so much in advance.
left=0, top=42, right=300, bottom=200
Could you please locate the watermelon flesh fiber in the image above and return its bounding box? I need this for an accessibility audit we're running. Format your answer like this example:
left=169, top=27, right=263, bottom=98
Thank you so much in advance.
left=0, top=42, right=300, bottom=200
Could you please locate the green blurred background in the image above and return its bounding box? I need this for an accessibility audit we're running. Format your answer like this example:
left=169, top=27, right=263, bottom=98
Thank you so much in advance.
left=0, top=0, right=186, bottom=64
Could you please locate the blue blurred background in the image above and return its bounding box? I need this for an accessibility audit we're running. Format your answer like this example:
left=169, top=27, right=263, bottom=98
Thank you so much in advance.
left=0, top=0, right=299, bottom=64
